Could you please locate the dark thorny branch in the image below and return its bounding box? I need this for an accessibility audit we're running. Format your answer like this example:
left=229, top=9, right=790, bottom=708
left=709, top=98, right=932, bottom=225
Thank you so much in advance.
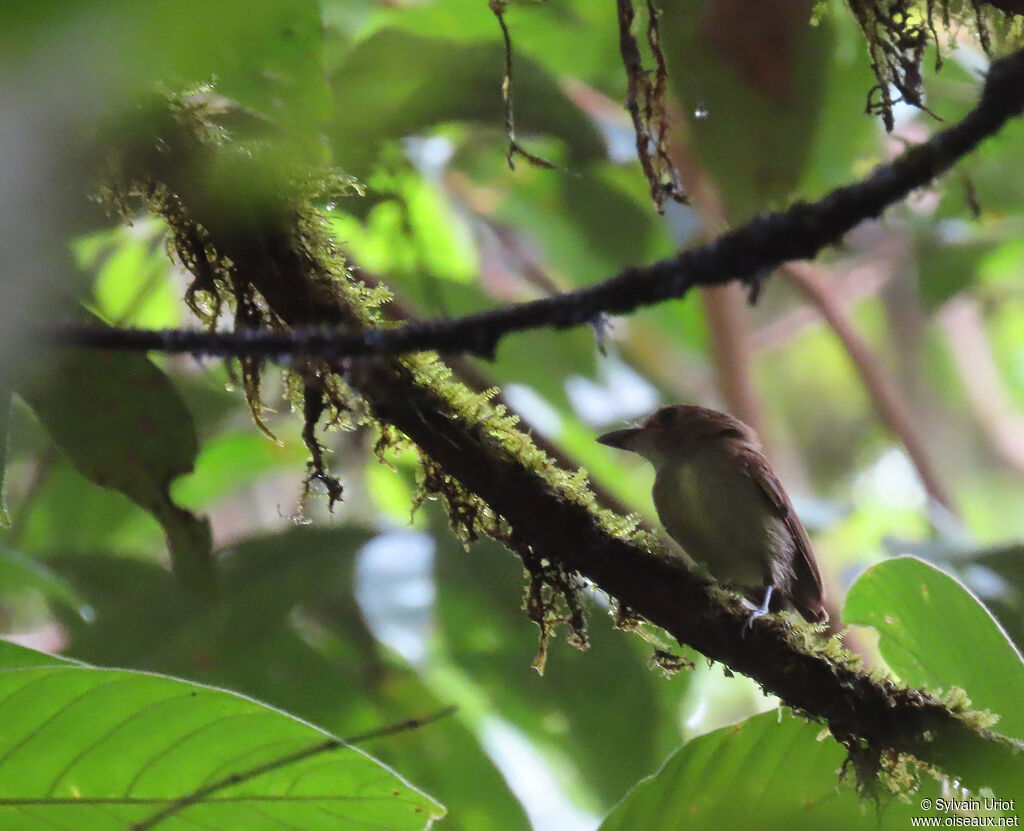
left=489, top=0, right=557, bottom=171
left=50, top=42, right=1024, bottom=799
left=615, top=0, right=687, bottom=212
left=55, top=45, right=1024, bottom=363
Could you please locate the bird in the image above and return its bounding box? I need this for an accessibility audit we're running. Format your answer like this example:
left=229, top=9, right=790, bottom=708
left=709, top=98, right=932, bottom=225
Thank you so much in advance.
left=596, top=404, right=827, bottom=624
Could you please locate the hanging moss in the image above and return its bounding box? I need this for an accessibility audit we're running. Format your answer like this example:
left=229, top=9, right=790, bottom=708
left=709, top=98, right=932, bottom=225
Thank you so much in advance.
left=844, top=0, right=1023, bottom=130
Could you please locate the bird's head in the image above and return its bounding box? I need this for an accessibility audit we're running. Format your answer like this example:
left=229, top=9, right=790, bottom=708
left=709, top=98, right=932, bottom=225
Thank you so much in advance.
left=596, top=404, right=759, bottom=465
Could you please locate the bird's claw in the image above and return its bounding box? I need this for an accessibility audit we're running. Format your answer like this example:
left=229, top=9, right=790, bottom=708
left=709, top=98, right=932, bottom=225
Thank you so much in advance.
left=743, top=586, right=774, bottom=634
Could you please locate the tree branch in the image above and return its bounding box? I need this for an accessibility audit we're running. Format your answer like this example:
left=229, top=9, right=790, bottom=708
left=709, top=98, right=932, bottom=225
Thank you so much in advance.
left=52, top=46, right=1024, bottom=362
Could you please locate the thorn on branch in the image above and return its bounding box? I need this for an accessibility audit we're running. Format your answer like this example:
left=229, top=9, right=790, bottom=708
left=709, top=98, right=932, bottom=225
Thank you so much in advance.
left=589, top=312, right=611, bottom=355
left=746, top=271, right=770, bottom=306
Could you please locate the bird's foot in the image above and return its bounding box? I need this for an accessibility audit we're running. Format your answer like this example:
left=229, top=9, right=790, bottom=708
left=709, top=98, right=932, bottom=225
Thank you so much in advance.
left=743, top=586, right=774, bottom=633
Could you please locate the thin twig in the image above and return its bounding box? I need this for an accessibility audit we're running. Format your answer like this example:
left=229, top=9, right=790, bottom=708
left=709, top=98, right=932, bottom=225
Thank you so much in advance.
left=490, top=0, right=556, bottom=171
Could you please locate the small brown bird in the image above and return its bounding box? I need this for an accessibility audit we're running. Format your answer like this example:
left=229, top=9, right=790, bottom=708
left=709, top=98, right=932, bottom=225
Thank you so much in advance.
left=597, top=404, right=827, bottom=623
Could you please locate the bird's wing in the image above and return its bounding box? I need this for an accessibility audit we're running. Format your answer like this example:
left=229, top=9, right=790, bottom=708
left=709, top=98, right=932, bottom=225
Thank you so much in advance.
left=736, top=445, right=827, bottom=622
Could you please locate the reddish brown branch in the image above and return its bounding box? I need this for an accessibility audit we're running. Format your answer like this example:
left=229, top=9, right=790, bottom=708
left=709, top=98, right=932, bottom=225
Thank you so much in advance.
left=784, top=261, right=956, bottom=513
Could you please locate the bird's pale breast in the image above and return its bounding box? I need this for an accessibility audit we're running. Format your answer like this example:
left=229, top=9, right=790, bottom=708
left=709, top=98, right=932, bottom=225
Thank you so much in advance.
left=652, top=444, right=786, bottom=591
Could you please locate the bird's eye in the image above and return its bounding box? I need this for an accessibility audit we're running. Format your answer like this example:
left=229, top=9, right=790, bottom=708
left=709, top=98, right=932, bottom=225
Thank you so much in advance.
left=654, top=407, right=676, bottom=426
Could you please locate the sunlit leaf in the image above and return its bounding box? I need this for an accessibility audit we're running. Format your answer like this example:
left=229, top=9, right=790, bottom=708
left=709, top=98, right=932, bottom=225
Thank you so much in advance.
left=844, top=556, right=1024, bottom=740
left=0, top=640, right=443, bottom=830
left=598, top=709, right=928, bottom=831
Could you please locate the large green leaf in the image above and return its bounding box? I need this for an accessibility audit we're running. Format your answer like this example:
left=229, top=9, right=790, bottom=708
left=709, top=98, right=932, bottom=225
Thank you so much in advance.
left=598, top=710, right=927, bottom=831
left=844, top=556, right=1024, bottom=741
left=19, top=348, right=213, bottom=595
left=0, top=639, right=442, bottom=830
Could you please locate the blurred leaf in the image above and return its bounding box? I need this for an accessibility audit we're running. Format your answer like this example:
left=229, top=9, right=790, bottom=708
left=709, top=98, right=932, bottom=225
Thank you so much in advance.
left=486, top=328, right=599, bottom=413
left=598, top=709, right=926, bottom=831
left=491, top=160, right=674, bottom=289
left=796, top=9, right=882, bottom=198
left=659, top=1, right=833, bottom=221
left=15, top=0, right=327, bottom=138
left=311, top=624, right=534, bottom=831
left=171, top=429, right=308, bottom=511
left=14, top=457, right=166, bottom=558
left=51, top=528, right=379, bottom=714
left=80, top=221, right=181, bottom=329
left=18, top=347, right=213, bottom=595
left=917, top=237, right=990, bottom=311
left=559, top=166, right=666, bottom=272
left=970, top=542, right=1024, bottom=651
left=0, top=640, right=442, bottom=830
left=844, top=556, right=1024, bottom=741
left=329, top=28, right=604, bottom=175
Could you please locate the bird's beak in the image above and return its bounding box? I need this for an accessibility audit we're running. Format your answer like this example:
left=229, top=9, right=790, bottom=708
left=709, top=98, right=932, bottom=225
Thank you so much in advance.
left=596, top=427, right=641, bottom=450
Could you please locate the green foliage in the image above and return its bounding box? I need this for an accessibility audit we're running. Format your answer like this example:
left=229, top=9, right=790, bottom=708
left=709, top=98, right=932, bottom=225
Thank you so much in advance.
left=433, top=521, right=690, bottom=811
left=844, top=556, right=1024, bottom=741
left=599, top=710, right=934, bottom=831
left=329, top=28, right=604, bottom=176
left=0, top=639, right=442, bottom=829
left=16, top=344, right=213, bottom=595
left=0, top=544, right=83, bottom=609
left=658, top=2, right=835, bottom=221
